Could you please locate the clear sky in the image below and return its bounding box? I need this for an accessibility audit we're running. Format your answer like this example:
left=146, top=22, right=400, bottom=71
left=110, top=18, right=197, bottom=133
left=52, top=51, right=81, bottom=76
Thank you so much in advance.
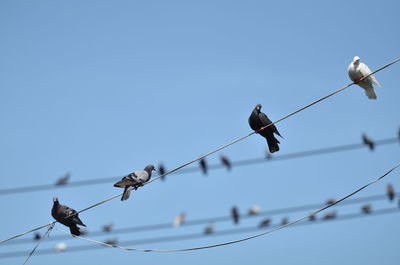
left=1, top=0, right=399, bottom=264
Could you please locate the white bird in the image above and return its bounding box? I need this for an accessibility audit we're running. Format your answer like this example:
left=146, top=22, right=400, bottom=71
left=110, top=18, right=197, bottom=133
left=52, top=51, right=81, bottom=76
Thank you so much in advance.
left=348, top=56, right=381, bottom=99
left=54, top=242, right=67, bottom=252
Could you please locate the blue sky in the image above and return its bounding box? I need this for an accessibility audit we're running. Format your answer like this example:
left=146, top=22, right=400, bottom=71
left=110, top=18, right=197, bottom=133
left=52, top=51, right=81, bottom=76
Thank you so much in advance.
left=0, top=0, right=399, bottom=264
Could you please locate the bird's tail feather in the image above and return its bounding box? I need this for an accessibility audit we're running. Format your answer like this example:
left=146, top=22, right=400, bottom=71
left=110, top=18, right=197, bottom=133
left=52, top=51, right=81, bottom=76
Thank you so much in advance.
left=365, top=87, right=377, bottom=99
left=267, top=137, right=280, bottom=153
left=69, top=225, right=81, bottom=236
left=121, top=186, right=132, bottom=201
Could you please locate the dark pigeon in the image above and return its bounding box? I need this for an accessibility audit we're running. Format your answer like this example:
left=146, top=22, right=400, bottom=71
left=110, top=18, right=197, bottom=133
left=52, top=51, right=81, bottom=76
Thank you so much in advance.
left=51, top=197, right=86, bottom=236
left=281, top=217, right=289, bottom=225
left=326, top=198, right=337, bottom=205
left=204, top=224, right=214, bottom=235
left=231, top=206, right=240, bottom=225
left=199, top=158, right=207, bottom=175
left=259, top=218, right=271, bottom=228
left=387, top=184, right=395, bottom=201
left=308, top=213, right=316, bottom=221
left=323, top=211, right=337, bottom=220
left=158, top=163, right=166, bottom=181
left=220, top=155, right=232, bottom=171
left=113, top=164, right=155, bottom=201
left=362, top=134, right=375, bottom=151
left=33, top=232, right=41, bottom=241
left=361, top=204, right=372, bottom=214
left=248, top=104, right=282, bottom=153
left=55, top=173, right=70, bottom=186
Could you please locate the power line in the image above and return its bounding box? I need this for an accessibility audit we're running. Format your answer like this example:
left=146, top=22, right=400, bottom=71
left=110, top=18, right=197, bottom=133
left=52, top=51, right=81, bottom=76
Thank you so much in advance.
left=0, top=207, right=398, bottom=259
left=0, top=137, right=397, bottom=196
left=1, top=57, right=398, bottom=247
left=4, top=192, right=398, bottom=246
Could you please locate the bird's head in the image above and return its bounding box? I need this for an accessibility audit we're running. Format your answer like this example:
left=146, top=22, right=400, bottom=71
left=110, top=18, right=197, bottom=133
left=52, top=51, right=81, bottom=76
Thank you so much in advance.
left=255, top=104, right=262, bottom=113
left=53, top=197, right=59, bottom=203
left=145, top=164, right=156, bottom=172
left=353, top=56, right=360, bottom=65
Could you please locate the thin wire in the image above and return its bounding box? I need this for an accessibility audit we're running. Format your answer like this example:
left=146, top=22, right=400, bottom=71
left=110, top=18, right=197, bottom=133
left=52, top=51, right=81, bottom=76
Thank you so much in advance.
left=22, top=223, right=54, bottom=265
left=6, top=191, right=398, bottom=246
left=0, top=137, right=397, bottom=196
left=38, top=163, right=400, bottom=253
left=0, top=222, right=54, bottom=245
left=1, top=57, right=399, bottom=245
left=1, top=207, right=398, bottom=259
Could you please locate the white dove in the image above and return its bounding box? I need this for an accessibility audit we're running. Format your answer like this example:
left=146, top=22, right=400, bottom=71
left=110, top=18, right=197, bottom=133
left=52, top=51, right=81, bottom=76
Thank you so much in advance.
left=348, top=56, right=381, bottom=99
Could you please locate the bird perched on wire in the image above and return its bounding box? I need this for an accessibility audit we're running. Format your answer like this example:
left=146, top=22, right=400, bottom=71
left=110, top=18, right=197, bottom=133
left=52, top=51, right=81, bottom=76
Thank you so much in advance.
left=362, top=134, right=375, bottom=151
left=308, top=213, right=316, bottom=221
left=361, top=204, right=372, bottom=214
left=249, top=104, right=283, bottom=153
left=231, top=206, right=240, bottom=225
left=104, top=238, right=118, bottom=246
left=102, top=223, right=113, bottom=232
left=51, top=197, right=86, bottom=236
left=259, top=218, right=271, bottom=228
left=54, top=242, right=67, bottom=252
left=113, top=164, right=156, bottom=201
left=199, top=158, right=208, bottom=175
left=173, top=212, right=186, bottom=227
left=386, top=184, right=395, bottom=201
left=204, top=224, right=214, bottom=235
left=220, top=155, right=232, bottom=171
left=323, top=211, right=337, bottom=220
left=247, top=205, right=261, bottom=215
left=55, top=173, right=70, bottom=186
left=158, top=163, right=166, bottom=181
left=33, top=232, right=41, bottom=241
left=348, top=56, right=381, bottom=99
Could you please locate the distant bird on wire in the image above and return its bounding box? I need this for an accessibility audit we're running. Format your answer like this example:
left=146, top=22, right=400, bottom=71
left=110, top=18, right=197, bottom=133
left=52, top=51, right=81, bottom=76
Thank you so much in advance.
left=33, top=232, right=41, bottom=241
left=362, top=134, right=375, bottom=151
left=204, top=224, right=214, bottom=235
left=249, top=104, right=283, bottom=153
left=173, top=212, right=186, bottom=227
left=199, top=158, right=208, bottom=175
left=220, top=155, right=232, bottom=171
left=259, top=218, right=271, bottom=228
left=55, top=173, right=70, bottom=186
left=113, top=164, right=155, bottom=201
left=158, top=163, right=166, bottom=181
left=247, top=205, right=261, bottom=215
left=102, top=223, right=113, bottom=232
left=348, top=56, right=381, bottom=99
left=361, top=204, right=372, bottom=214
left=54, top=242, right=67, bottom=252
left=386, top=184, right=395, bottom=201
left=51, top=197, right=86, bottom=236
left=323, top=211, right=337, bottom=220
left=231, top=206, right=240, bottom=225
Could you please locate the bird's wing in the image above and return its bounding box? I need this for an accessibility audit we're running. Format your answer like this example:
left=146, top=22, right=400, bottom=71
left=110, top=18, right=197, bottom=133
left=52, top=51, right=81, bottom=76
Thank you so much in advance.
left=113, top=175, right=135, bottom=187
left=360, top=63, right=380, bottom=86
left=259, top=112, right=282, bottom=138
left=134, top=170, right=150, bottom=182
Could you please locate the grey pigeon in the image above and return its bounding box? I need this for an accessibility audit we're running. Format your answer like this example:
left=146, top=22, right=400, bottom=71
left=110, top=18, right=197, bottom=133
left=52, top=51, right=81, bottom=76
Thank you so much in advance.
left=361, top=204, right=372, bottom=214
left=348, top=56, right=381, bottom=99
left=199, top=158, right=207, bottom=175
left=104, top=238, right=118, bottom=246
left=249, top=104, right=282, bottom=153
left=326, top=198, right=337, bottom=205
left=55, top=173, right=70, bottom=186
left=362, top=134, right=375, bottom=151
left=231, top=206, right=240, bottom=225
left=102, top=223, right=113, bottom=232
left=259, top=218, right=271, bottom=228
left=158, top=163, right=166, bottom=181
left=387, top=184, right=395, bottom=201
left=113, top=165, right=155, bottom=201
left=220, top=155, right=232, bottom=171
left=51, top=197, right=86, bottom=236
